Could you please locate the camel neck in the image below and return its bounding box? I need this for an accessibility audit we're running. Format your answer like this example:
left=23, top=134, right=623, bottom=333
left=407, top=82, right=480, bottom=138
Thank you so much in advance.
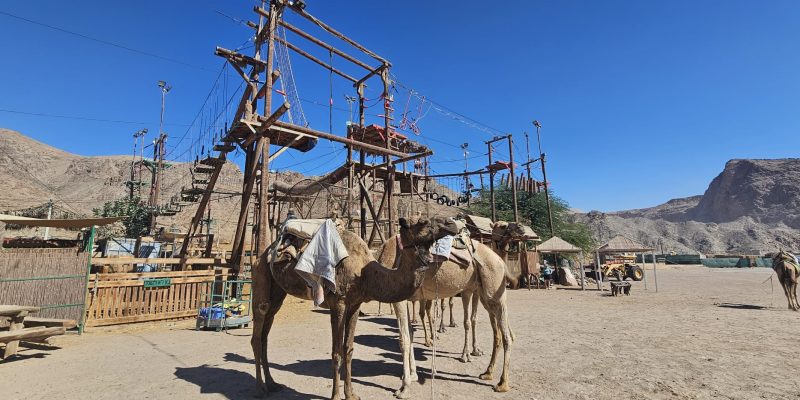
left=362, top=242, right=428, bottom=303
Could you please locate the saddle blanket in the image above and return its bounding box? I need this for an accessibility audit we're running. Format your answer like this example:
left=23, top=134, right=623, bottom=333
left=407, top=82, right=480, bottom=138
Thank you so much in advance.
left=294, top=219, right=349, bottom=307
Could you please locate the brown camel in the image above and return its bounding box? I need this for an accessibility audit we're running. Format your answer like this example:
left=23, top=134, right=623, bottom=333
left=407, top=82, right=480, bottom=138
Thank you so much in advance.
left=378, top=236, right=515, bottom=398
left=772, top=250, right=800, bottom=311
left=249, top=216, right=458, bottom=400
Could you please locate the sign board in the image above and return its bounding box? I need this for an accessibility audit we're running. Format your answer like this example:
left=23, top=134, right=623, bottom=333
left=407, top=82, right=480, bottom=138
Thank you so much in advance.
left=143, top=278, right=172, bottom=288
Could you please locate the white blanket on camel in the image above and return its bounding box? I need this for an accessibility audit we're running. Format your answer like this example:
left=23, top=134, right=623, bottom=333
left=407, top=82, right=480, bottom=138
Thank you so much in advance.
left=294, top=219, right=349, bottom=306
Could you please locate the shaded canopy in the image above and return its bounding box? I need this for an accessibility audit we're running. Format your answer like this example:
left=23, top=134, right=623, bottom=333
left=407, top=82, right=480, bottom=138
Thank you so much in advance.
left=464, top=214, right=494, bottom=237
left=0, top=214, right=123, bottom=228
left=521, top=225, right=541, bottom=242
left=597, top=235, right=653, bottom=253
left=538, top=236, right=581, bottom=253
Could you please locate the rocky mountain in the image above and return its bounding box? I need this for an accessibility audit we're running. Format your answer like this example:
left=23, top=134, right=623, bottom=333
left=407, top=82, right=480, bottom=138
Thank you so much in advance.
left=576, top=159, right=800, bottom=255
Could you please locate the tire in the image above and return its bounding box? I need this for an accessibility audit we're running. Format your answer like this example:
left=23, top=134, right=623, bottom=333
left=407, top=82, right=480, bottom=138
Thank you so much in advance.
left=437, top=195, right=448, bottom=205
left=628, top=265, right=644, bottom=281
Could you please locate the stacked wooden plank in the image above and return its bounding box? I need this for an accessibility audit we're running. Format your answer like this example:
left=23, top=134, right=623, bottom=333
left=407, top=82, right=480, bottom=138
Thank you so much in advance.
left=0, top=305, right=75, bottom=359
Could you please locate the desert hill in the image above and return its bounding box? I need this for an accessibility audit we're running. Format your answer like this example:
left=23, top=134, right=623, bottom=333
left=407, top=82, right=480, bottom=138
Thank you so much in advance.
left=576, top=159, right=800, bottom=254
left=0, top=129, right=457, bottom=241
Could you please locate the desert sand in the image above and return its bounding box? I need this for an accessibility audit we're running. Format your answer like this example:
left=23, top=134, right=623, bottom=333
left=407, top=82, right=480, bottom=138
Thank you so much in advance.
left=1, top=265, right=799, bottom=399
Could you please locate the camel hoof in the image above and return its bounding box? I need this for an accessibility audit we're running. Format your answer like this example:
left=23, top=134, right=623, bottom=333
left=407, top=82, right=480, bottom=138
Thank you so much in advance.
left=424, top=340, right=433, bottom=347
left=345, top=394, right=360, bottom=400
left=394, top=386, right=412, bottom=399
left=458, top=354, right=471, bottom=363
left=471, top=349, right=484, bottom=357
left=493, top=382, right=510, bottom=392
left=437, top=327, right=446, bottom=334
left=266, top=382, right=285, bottom=393
left=449, top=322, right=457, bottom=328
left=411, top=319, right=418, bottom=324
left=479, top=372, right=493, bottom=381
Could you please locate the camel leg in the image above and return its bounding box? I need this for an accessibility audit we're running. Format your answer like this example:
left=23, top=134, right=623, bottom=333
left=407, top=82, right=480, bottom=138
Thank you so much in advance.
left=448, top=297, right=457, bottom=327
left=343, top=302, right=362, bottom=400
left=393, top=302, right=416, bottom=399
left=250, top=263, right=287, bottom=394
left=478, top=309, right=501, bottom=382
left=437, top=299, right=447, bottom=333
left=260, top=281, right=287, bottom=393
left=470, top=292, right=483, bottom=357
left=780, top=281, right=793, bottom=310
left=492, top=298, right=513, bottom=392
left=330, top=299, right=346, bottom=400
left=791, top=281, right=800, bottom=311
left=421, top=300, right=433, bottom=347
left=459, top=293, right=473, bottom=363
left=410, top=301, right=418, bottom=324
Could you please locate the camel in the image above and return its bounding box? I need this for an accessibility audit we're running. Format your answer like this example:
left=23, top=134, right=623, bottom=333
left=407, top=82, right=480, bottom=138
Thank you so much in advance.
left=492, top=221, right=528, bottom=288
left=772, top=250, right=800, bottom=311
left=416, top=221, right=524, bottom=351
left=249, top=216, right=458, bottom=400
left=377, top=235, right=515, bottom=398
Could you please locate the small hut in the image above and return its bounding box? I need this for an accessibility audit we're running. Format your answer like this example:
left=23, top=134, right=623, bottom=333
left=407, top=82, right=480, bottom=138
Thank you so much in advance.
left=595, top=235, right=657, bottom=291
left=463, top=214, right=495, bottom=244
left=537, top=236, right=585, bottom=289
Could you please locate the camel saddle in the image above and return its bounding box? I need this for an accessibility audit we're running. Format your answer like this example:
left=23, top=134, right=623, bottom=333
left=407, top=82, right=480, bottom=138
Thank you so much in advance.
left=396, top=231, right=474, bottom=268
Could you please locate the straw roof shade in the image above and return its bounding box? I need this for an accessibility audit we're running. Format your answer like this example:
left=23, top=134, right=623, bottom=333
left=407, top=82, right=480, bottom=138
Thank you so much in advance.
left=597, top=235, right=654, bottom=253
left=537, top=236, right=581, bottom=253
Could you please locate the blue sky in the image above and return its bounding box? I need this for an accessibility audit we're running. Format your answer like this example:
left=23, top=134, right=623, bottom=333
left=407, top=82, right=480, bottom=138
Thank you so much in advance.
left=1, top=0, right=799, bottom=212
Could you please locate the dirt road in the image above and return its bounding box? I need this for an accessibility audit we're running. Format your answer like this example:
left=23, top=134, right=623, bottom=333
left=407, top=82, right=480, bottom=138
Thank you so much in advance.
left=1, top=265, right=799, bottom=399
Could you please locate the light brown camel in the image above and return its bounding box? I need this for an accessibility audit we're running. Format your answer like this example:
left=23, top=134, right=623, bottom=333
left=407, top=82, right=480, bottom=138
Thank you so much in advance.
left=416, top=221, right=524, bottom=352
left=377, top=237, right=515, bottom=398
left=772, top=250, right=800, bottom=311
left=249, top=216, right=458, bottom=400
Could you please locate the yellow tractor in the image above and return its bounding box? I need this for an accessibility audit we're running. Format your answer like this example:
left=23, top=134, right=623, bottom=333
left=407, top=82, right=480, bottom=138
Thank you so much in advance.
left=599, top=254, right=644, bottom=281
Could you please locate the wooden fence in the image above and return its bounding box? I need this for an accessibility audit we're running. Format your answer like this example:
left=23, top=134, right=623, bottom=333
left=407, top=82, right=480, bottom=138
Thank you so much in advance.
left=0, top=248, right=88, bottom=322
left=84, top=268, right=229, bottom=327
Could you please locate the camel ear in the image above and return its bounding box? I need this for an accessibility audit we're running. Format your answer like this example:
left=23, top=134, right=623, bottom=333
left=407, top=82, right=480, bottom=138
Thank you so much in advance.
left=399, top=218, right=409, bottom=229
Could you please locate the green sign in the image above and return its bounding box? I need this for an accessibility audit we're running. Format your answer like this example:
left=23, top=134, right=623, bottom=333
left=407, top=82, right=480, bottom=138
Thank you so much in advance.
left=143, top=278, right=171, bottom=288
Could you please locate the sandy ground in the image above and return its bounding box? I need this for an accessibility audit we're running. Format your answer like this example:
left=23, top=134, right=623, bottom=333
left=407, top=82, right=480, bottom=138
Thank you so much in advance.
left=2, top=265, right=799, bottom=400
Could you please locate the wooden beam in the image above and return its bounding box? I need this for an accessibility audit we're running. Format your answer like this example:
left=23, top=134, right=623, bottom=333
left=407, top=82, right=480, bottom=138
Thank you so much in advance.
left=260, top=4, right=390, bottom=66
left=279, top=20, right=374, bottom=71
left=271, top=121, right=410, bottom=158
left=241, top=102, right=291, bottom=148
left=274, top=36, right=358, bottom=83
left=358, top=179, right=385, bottom=243
left=0, top=306, right=39, bottom=317
left=23, top=318, right=77, bottom=329
left=355, top=64, right=385, bottom=87
left=358, top=150, right=432, bottom=174
left=0, top=327, right=65, bottom=344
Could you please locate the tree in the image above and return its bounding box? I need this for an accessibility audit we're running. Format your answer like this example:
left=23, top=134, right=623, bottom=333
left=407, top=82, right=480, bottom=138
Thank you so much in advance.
left=467, top=186, right=595, bottom=252
left=93, top=196, right=150, bottom=238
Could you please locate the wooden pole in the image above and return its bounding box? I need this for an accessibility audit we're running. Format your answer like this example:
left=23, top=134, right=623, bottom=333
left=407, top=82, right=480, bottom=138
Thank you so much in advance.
left=382, top=67, right=394, bottom=237
left=508, top=134, right=519, bottom=223
left=487, top=142, right=496, bottom=222
left=653, top=250, right=659, bottom=292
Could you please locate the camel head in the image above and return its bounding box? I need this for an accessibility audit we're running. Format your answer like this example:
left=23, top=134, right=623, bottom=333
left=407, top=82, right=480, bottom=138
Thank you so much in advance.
left=491, top=221, right=527, bottom=251
left=773, top=249, right=794, bottom=266
left=399, top=216, right=458, bottom=249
